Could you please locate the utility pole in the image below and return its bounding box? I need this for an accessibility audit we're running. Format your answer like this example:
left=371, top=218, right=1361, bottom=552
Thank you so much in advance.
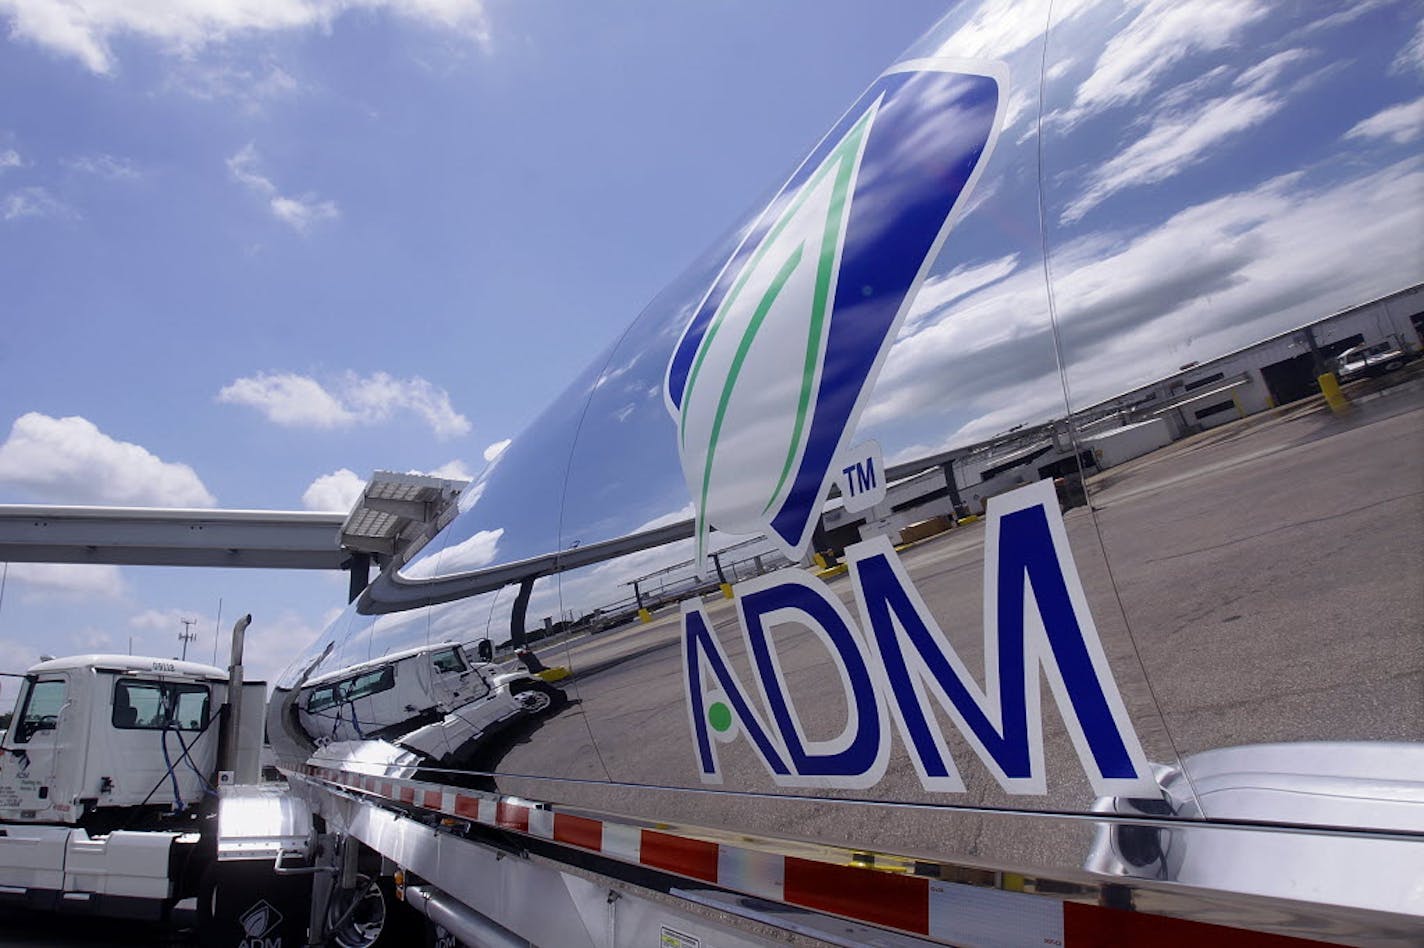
left=178, top=617, right=198, bottom=662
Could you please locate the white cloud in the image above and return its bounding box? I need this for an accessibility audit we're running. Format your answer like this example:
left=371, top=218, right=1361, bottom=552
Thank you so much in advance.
left=481, top=439, right=510, bottom=463
left=167, top=59, right=299, bottom=109
left=339, top=371, right=471, bottom=437
left=0, top=149, right=21, bottom=172
left=2, top=186, right=75, bottom=221
left=269, top=193, right=339, bottom=231
left=64, top=153, right=139, bottom=180
left=218, top=370, right=470, bottom=438
left=301, top=468, right=365, bottom=511
left=0, top=0, right=492, bottom=75
left=422, top=459, right=473, bottom=480
left=1345, top=97, right=1424, bottom=146
left=228, top=144, right=338, bottom=233
left=129, top=608, right=196, bottom=631
left=129, top=607, right=323, bottom=681
left=5, top=562, right=127, bottom=600
left=1060, top=89, right=1284, bottom=223
left=0, top=637, right=42, bottom=676
left=217, top=372, right=355, bottom=428
left=0, top=413, right=216, bottom=506
left=71, top=627, right=113, bottom=651
left=1067, top=0, right=1268, bottom=122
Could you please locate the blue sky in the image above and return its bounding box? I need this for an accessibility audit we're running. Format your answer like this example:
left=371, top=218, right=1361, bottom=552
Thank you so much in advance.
left=0, top=0, right=955, bottom=681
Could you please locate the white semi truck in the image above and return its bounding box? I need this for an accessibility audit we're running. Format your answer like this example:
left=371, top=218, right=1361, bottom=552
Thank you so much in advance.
left=2, top=1, right=1422, bottom=945
left=0, top=640, right=268, bottom=924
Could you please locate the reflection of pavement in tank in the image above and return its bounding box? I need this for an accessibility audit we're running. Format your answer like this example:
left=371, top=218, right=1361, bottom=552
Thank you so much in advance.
left=481, top=385, right=1422, bottom=871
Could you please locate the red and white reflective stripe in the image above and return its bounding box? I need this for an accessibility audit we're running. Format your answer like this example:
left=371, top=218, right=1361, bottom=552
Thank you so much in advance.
left=294, top=764, right=1326, bottom=947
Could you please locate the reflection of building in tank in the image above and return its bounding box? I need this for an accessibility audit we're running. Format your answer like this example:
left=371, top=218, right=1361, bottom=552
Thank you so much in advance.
left=824, top=283, right=1424, bottom=548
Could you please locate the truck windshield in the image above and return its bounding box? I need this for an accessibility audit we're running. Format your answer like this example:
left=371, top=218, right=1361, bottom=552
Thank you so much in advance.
left=431, top=648, right=466, bottom=674
left=14, top=678, right=65, bottom=744
left=113, top=679, right=210, bottom=731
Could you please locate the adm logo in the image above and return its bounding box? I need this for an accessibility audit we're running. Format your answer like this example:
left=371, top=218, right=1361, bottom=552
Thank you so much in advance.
left=670, top=62, right=1155, bottom=797
left=238, top=898, right=284, bottom=947
left=665, top=60, right=1006, bottom=568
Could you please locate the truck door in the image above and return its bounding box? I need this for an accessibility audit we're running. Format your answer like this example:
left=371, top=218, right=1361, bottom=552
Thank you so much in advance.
left=0, top=675, right=73, bottom=821
left=104, top=677, right=214, bottom=810
left=428, top=646, right=482, bottom=709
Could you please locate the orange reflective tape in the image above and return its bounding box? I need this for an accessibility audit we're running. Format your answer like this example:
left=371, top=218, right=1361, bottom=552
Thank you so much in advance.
left=783, top=857, right=929, bottom=935
left=553, top=813, right=603, bottom=851
left=640, top=830, right=719, bottom=883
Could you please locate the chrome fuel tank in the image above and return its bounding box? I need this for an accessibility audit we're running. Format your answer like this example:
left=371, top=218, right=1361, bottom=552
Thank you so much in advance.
left=272, top=0, right=1424, bottom=937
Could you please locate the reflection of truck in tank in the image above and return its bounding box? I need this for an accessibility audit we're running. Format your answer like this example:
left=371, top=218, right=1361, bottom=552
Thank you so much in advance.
left=296, top=642, right=566, bottom=763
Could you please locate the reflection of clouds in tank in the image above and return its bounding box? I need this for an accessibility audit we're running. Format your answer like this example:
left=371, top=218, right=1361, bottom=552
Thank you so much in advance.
left=1346, top=97, right=1424, bottom=145
left=1059, top=87, right=1286, bottom=224
left=1058, top=157, right=1424, bottom=406
left=1233, top=49, right=1314, bottom=93
left=1056, top=35, right=1327, bottom=225
left=1062, top=0, right=1268, bottom=124
left=863, top=157, right=1423, bottom=456
left=401, top=527, right=504, bottom=579
left=455, top=469, right=490, bottom=513
left=427, top=587, right=523, bottom=645
left=930, top=0, right=1105, bottom=62
left=593, top=355, right=640, bottom=391
left=865, top=255, right=1054, bottom=432
left=902, top=253, right=1020, bottom=335
left=1284, top=0, right=1398, bottom=43
left=1394, top=17, right=1424, bottom=75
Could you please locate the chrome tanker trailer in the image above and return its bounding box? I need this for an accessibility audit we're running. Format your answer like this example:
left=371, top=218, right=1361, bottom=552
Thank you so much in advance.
left=258, top=0, right=1424, bottom=944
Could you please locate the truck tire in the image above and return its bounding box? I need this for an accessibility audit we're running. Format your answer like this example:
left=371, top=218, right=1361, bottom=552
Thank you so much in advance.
left=512, top=680, right=568, bottom=714
left=329, top=875, right=420, bottom=948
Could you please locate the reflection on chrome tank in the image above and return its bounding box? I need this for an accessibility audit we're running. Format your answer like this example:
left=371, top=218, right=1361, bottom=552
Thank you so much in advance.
left=270, top=0, right=1424, bottom=936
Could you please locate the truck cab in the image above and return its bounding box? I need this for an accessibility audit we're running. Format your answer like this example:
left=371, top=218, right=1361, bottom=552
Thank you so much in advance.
left=0, top=655, right=232, bottom=826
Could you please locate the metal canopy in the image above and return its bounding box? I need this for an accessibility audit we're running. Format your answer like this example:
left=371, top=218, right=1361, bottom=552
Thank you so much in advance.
left=338, top=470, right=468, bottom=560
left=0, top=505, right=348, bottom=569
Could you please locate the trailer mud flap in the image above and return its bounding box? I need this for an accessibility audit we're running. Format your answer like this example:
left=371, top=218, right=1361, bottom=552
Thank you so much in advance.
left=200, top=860, right=310, bottom=948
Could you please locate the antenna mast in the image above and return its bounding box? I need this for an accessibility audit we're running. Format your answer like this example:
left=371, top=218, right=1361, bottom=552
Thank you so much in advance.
left=178, top=617, right=198, bottom=661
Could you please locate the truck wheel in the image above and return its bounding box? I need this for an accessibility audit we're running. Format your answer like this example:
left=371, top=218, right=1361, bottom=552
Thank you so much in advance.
left=329, top=875, right=418, bottom=948
left=513, top=681, right=568, bottom=714
left=534, top=681, right=569, bottom=713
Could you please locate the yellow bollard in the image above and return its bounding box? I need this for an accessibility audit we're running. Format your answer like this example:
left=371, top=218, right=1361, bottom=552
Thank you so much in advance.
left=638, top=607, right=653, bottom=623
left=1317, top=372, right=1349, bottom=414
left=719, top=583, right=734, bottom=600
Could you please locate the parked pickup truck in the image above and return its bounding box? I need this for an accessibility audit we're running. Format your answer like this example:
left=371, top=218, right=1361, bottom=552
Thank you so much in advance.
left=1335, top=338, right=1416, bottom=381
